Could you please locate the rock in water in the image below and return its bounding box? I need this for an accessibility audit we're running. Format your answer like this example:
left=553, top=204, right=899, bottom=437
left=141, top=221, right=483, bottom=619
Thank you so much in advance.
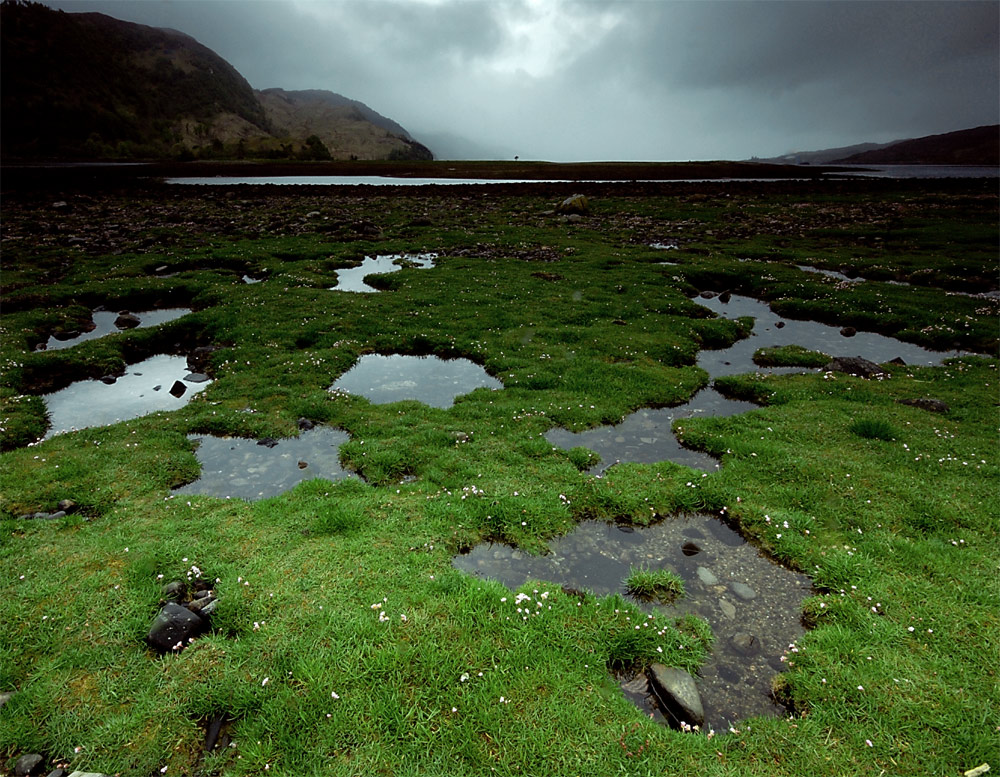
left=646, top=664, right=704, bottom=728
left=147, top=602, right=206, bottom=653
left=115, top=311, right=141, bottom=329
left=169, top=380, right=187, bottom=397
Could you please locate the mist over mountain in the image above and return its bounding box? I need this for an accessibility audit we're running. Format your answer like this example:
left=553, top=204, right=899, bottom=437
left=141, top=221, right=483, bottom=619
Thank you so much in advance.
left=755, top=126, right=998, bottom=167
left=0, top=0, right=431, bottom=161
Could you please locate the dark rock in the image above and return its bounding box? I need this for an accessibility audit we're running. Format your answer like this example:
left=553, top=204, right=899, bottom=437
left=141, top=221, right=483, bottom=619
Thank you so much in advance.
left=56, top=499, right=77, bottom=513
left=718, top=290, right=732, bottom=303
left=898, top=397, right=950, bottom=414
left=824, top=356, right=888, bottom=379
left=681, top=541, right=701, bottom=557
left=257, top=437, right=280, bottom=448
left=298, top=417, right=316, bottom=431
left=839, top=326, right=857, bottom=337
left=169, top=380, right=187, bottom=398
left=114, top=312, right=141, bottom=329
left=147, top=602, right=207, bottom=653
left=183, top=372, right=210, bottom=383
left=185, top=594, right=217, bottom=616
left=152, top=385, right=162, bottom=391
left=555, top=194, right=589, bottom=215
left=99, top=375, right=117, bottom=385
left=646, top=664, right=704, bottom=727
left=14, top=754, right=45, bottom=776
left=730, top=631, right=762, bottom=656
left=774, top=321, right=785, bottom=329
left=888, top=356, right=907, bottom=366
left=45, top=769, right=68, bottom=777
left=699, top=291, right=719, bottom=299
left=298, top=460, right=308, bottom=469
left=161, top=580, right=187, bottom=601
left=191, top=589, right=212, bottom=600
left=188, top=346, right=223, bottom=373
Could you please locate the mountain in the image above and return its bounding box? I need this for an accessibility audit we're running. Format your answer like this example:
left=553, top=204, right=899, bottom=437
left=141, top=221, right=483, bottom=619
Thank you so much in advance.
left=752, top=140, right=899, bottom=166
left=256, top=89, right=431, bottom=162
left=0, top=0, right=430, bottom=161
left=831, top=125, right=999, bottom=166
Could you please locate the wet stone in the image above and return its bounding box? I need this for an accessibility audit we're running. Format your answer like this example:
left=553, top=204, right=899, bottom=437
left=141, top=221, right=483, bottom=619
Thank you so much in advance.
left=681, top=541, right=702, bottom=557
left=730, top=582, right=757, bottom=601
left=115, top=312, right=141, bottom=329
left=647, top=664, right=704, bottom=727
left=183, top=372, right=210, bottom=383
left=168, top=380, right=187, bottom=397
left=697, top=566, right=718, bottom=585
left=147, top=602, right=207, bottom=654
left=14, top=754, right=45, bottom=776
left=730, top=632, right=762, bottom=656
left=719, top=599, right=737, bottom=619
left=99, top=375, right=117, bottom=385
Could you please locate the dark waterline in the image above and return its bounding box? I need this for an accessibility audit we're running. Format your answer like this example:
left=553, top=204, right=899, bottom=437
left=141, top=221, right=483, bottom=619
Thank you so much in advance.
left=42, top=308, right=191, bottom=351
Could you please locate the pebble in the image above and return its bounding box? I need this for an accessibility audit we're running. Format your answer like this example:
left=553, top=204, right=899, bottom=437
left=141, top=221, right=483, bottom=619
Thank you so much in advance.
left=696, top=566, right=718, bottom=585
left=730, top=582, right=757, bottom=600
left=719, top=599, right=737, bottom=619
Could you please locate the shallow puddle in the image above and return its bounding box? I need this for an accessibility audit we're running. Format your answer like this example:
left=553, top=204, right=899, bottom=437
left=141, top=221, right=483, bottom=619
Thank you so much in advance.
left=695, top=293, right=967, bottom=378
left=545, top=388, right=756, bottom=474
left=331, top=253, right=437, bottom=293
left=795, top=265, right=860, bottom=283
left=174, top=427, right=355, bottom=501
left=43, top=355, right=210, bottom=439
left=43, top=308, right=191, bottom=351
left=329, top=354, right=502, bottom=408
left=453, top=515, right=812, bottom=731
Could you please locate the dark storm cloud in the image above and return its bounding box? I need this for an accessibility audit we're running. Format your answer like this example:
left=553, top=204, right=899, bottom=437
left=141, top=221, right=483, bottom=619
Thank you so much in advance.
left=39, top=1, right=1000, bottom=160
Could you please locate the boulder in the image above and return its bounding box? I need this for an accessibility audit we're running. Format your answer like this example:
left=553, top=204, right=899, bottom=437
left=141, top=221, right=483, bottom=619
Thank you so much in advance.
left=646, top=664, right=704, bottom=727
left=99, top=375, right=117, bottom=385
left=114, top=312, right=141, bottom=329
left=824, top=356, right=888, bottom=379
left=555, top=194, right=589, bottom=215
left=147, top=602, right=207, bottom=653
left=183, top=373, right=210, bottom=383
left=168, top=380, right=187, bottom=398
left=297, top=417, right=316, bottom=431
left=839, top=326, right=857, bottom=337
left=898, top=397, right=950, bottom=414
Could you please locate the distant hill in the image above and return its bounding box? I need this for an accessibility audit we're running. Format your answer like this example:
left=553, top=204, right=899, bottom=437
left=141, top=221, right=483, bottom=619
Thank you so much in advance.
left=753, top=140, right=898, bottom=166
left=831, top=125, right=999, bottom=166
left=0, top=0, right=430, bottom=161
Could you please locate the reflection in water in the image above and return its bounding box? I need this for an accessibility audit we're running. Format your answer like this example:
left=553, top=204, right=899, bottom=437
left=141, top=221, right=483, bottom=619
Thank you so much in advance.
left=44, top=309, right=191, bottom=351
left=175, top=427, right=355, bottom=501
left=453, top=515, right=812, bottom=730
left=329, top=354, right=502, bottom=408
left=331, top=253, right=437, bottom=293
left=43, top=355, right=210, bottom=439
left=695, top=293, right=967, bottom=378
left=545, top=388, right=756, bottom=474
left=795, top=265, right=860, bottom=283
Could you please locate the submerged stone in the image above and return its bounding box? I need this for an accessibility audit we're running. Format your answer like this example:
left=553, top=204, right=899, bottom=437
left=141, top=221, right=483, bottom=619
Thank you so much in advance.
left=647, top=664, right=704, bottom=727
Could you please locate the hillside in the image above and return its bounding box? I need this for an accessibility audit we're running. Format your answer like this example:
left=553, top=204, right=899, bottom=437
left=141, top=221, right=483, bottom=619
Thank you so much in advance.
left=832, top=125, right=999, bottom=165
left=257, top=89, right=431, bottom=162
left=0, top=0, right=430, bottom=161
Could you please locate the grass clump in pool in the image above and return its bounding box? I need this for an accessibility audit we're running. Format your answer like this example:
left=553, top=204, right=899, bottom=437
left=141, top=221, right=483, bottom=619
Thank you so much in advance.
left=626, top=566, right=685, bottom=603
left=752, top=344, right=831, bottom=369
left=849, top=416, right=897, bottom=441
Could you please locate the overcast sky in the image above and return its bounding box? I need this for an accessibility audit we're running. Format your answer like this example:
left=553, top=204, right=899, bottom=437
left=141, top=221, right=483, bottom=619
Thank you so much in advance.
left=43, top=0, right=1000, bottom=161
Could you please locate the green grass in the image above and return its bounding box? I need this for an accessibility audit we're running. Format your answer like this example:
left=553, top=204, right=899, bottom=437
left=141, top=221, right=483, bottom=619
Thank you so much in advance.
left=625, top=566, right=685, bottom=603
left=1, top=178, right=998, bottom=776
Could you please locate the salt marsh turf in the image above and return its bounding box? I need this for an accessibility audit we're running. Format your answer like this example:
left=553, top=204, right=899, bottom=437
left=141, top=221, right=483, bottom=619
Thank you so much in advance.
left=1, top=170, right=997, bottom=776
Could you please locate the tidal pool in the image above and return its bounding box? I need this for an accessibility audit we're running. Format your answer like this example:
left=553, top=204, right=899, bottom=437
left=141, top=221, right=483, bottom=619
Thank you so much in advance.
left=174, top=427, right=355, bottom=501
left=43, top=308, right=191, bottom=351
left=545, top=388, right=757, bottom=474
left=329, top=354, right=502, bottom=408
left=331, top=253, right=437, bottom=293
left=453, top=515, right=812, bottom=731
left=43, top=355, right=210, bottom=439
left=695, top=292, right=968, bottom=378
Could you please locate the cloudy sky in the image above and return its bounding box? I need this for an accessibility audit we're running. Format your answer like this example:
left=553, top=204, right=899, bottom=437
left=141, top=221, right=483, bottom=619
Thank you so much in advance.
left=43, top=0, right=1000, bottom=161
